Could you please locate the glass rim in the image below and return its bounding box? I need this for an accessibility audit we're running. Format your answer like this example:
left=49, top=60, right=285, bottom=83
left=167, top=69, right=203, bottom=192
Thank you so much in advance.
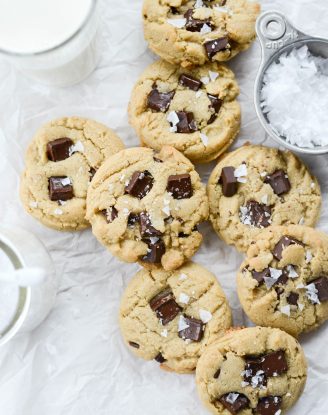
left=0, top=0, right=98, bottom=58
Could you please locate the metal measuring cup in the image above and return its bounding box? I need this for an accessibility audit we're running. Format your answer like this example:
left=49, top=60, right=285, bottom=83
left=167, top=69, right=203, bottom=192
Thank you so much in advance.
left=254, top=10, right=328, bottom=155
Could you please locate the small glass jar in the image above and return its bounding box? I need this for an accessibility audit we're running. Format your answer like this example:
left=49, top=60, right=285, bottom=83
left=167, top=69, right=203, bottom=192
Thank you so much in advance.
left=0, top=227, right=57, bottom=346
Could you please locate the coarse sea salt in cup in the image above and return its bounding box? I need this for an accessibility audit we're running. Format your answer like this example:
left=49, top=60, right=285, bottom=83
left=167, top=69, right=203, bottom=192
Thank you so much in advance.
left=260, top=45, right=328, bottom=149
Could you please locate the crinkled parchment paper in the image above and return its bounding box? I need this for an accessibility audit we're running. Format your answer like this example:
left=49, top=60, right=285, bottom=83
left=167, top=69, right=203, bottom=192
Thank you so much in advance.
left=0, top=0, right=327, bottom=414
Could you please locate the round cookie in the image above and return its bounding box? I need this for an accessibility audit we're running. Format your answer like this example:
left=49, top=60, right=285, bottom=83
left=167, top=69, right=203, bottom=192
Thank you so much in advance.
left=207, top=145, right=322, bottom=252
left=196, top=326, right=307, bottom=415
left=20, top=117, right=125, bottom=231
left=129, top=59, right=240, bottom=163
left=143, top=0, right=261, bottom=68
left=86, top=146, right=209, bottom=270
left=237, top=225, right=328, bottom=337
left=120, top=262, right=232, bottom=373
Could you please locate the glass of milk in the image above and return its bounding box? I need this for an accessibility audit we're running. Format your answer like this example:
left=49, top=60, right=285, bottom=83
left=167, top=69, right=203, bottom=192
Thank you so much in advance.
left=0, top=0, right=99, bottom=87
left=0, top=227, right=57, bottom=346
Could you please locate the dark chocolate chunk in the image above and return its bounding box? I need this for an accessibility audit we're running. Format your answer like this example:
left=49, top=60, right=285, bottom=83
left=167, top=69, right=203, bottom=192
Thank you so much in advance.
left=287, top=292, right=299, bottom=306
left=154, top=353, right=166, bottom=363
left=312, top=277, right=328, bottom=302
left=175, top=111, right=197, bottom=133
left=220, top=167, right=238, bottom=197
left=149, top=289, right=181, bottom=325
left=48, top=176, right=73, bottom=201
left=147, top=88, right=175, bottom=112
left=275, top=268, right=289, bottom=286
left=275, top=287, right=285, bottom=299
left=129, top=341, right=140, bottom=349
left=128, top=213, right=140, bottom=227
left=273, top=236, right=303, bottom=261
left=219, top=393, right=249, bottom=414
left=261, top=351, right=288, bottom=377
left=244, top=358, right=267, bottom=388
left=208, top=94, right=223, bottom=113
left=184, top=9, right=213, bottom=32
left=204, top=37, right=229, bottom=59
left=256, top=396, right=282, bottom=415
left=142, top=239, right=166, bottom=264
left=102, top=206, right=118, bottom=223
left=167, top=174, right=193, bottom=199
left=265, top=170, right=291, bottom=196
left=243, top=201, right=271, bottom=228
left=139, top=212, right=163, bottom=237
left=153, top=156, right=163, bottom=163
left=178, top=316, right=205, bottom=342
left=170, top=6, right=179, bottom=15
left=214, top=368, right=221, bottom=379
left=179, top=73, right=202, bottom=91
left=251, top=268, right=270, bottom=284
left=89, top=167, right=97, bottom=181
left=46, top=137, right=73, bottom=162
left=125, top=171, right=154, bottom=199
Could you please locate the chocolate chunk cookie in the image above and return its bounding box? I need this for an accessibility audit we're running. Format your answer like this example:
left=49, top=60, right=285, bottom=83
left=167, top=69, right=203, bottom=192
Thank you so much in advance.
left=20, top=117, right=125, bottom=231
left=120, top=262, right=232, bottom=373
left=207, top=145, right=321, bottom=252
left=129, top=59, right=240, bottom=163
left=86, top=146, right=209, bottom=270
left=143, top=0, right=260, bottom=67
left=196, top=326, right=307, bottom=415
left=237, top=225, right=328, bottom=337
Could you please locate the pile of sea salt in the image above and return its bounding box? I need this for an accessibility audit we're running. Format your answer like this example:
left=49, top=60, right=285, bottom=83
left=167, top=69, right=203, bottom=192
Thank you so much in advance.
left=260, top=45, right=328, bottom=148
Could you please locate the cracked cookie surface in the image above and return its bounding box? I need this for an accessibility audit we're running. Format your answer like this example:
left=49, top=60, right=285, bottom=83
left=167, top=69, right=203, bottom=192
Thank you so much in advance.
left=20, top=117, right=125, bottom=231
left=120, top=262, right=232, bottom=373
left=207, top=145, right=322, bottom=252
left=196, top=326, right=307, bottom=415
left=129, top=59, right=240, bottom=163
left=237, top=225, right=328, bottom=337
left=143, top=0, right=260, bottom=67
left=86, top=146, right=209, bottom=270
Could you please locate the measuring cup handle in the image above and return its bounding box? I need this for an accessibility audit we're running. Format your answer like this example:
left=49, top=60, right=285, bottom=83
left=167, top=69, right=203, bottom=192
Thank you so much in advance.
left=256, top=10, right=306, bottom=61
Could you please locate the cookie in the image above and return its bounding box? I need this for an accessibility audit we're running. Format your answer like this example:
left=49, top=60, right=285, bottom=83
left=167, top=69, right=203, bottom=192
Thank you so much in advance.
left=20, top=117, right=125, bottom=231
left=196, top=326, right=307, bottom=415
left=237, top=225, right=328, bottom=337
left=120, top=262, right=232, bottom=373
left=129, top=59, right=240, bottom=163
left=143, top=0, right=260, bottom=68
left=86, top=146, right=209, bottom=270
left=207, top=145, right=321, bottom=252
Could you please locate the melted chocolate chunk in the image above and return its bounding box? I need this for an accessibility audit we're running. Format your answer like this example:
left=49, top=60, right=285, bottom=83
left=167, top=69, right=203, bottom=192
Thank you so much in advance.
left=184, top=9, right=213, bottom=32
left=46, top=137, right=73, bottom=162
left=149, top=289, right=181, bottom=325
left=175, top=111, right=197, bottom=133
left=214, top=368, right=221, bottom=379
left=48, top=177, right=73, bottom=201
left=147, top=88, right=175, bottom=112
left=273, top=236, right=303, bottom=261
left=287, top=292, right=299, bottom=306
left=251, top=268, right=270, bottom=284
left=139, top=212, right=163, bottom=237
left=178, top=316, right=205, bottom=342
left=312, top=277, right=328, bottom=302
left=244, top=201, right=271, bottom=228
left=167, top=174, right=193, bottom=199
left=129, top=341, right=140, bottom=349
left=219, top=393, right=249, bottom=414
left=179, top=73, right=202, bottom=91
left=261, top=351, right=288, bottom=377
left=220, top=166, right=238, bottom=197
left=102, top=206, right=118, bottom=223
left=154, top=353, right=166, bottom=363
left=125, top=171, right=154, bottom=199
left=142, top=239, right=166, bottom=264
left=204, top=37, right=229, bottom=59
left=128, top=213, right=140, bottom=227
left=265, top=170, right=291, bottom=196
left=256, top=396, right=282, bottom=415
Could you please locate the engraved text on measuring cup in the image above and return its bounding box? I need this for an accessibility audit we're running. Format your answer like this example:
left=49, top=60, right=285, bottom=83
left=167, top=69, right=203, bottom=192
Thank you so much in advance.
left=265, top=31, right=298, bottom=49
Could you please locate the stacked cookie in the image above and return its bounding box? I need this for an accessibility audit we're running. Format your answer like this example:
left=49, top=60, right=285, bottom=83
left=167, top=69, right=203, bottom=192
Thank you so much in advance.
left=18, top=1, right=328, bottom=415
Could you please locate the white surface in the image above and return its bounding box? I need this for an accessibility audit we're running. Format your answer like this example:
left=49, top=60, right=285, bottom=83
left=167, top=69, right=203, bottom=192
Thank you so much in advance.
left=0, top=0, right=327, bottom=414
left=0, top=0, right=92, bottom=54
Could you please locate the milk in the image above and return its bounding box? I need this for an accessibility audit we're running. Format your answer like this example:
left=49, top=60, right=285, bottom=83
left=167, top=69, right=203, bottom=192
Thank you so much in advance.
left=0, top=0, right=99, bottom=86
left=0, top=248, right=20, bottom=334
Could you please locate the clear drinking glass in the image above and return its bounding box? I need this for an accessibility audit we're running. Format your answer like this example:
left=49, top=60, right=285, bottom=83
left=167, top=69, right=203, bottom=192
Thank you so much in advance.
left=0, top=0, right=100, bottom=87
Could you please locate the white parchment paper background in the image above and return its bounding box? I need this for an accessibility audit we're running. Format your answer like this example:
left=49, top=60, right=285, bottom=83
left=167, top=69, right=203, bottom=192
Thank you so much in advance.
left=0, top=0, right=327, bottom=414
